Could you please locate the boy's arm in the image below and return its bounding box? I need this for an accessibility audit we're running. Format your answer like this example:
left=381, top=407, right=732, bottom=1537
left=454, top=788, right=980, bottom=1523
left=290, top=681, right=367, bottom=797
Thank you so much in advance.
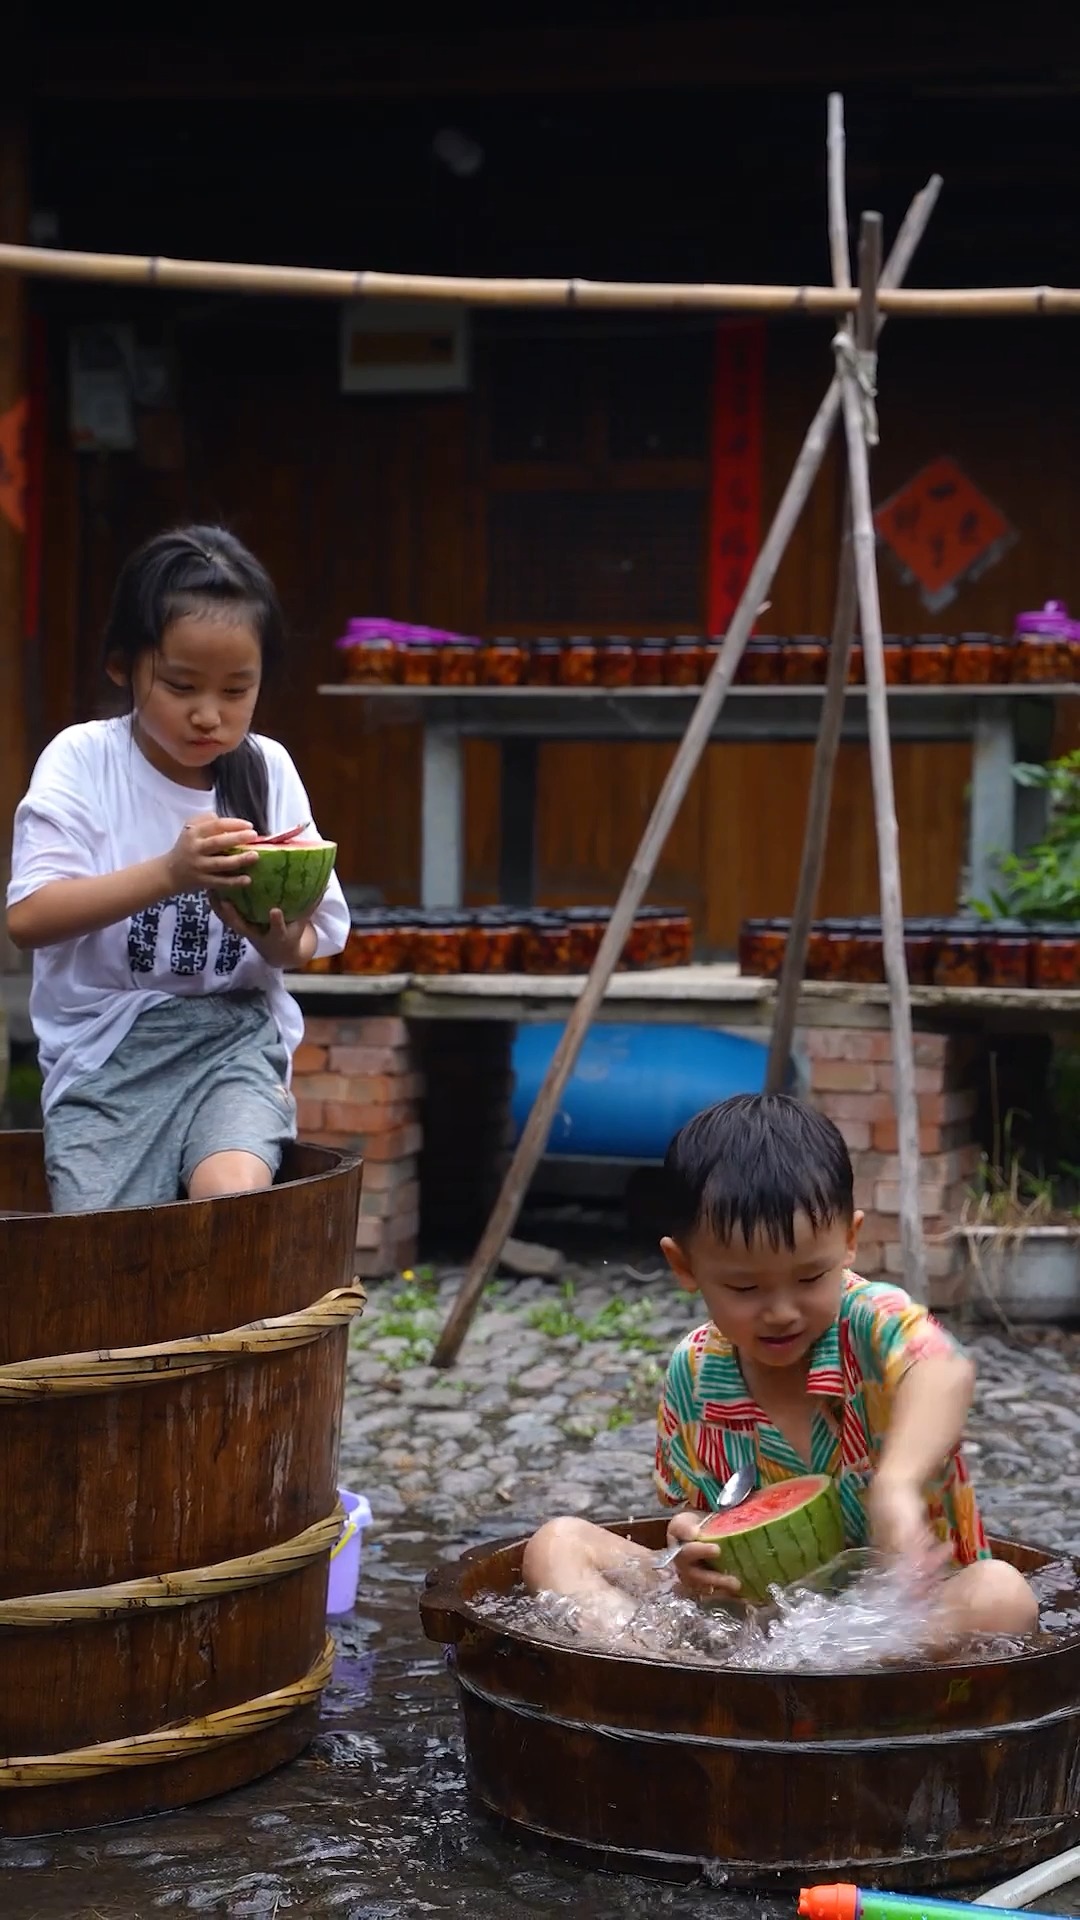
left=870, top=1349, right=975, bottom=1559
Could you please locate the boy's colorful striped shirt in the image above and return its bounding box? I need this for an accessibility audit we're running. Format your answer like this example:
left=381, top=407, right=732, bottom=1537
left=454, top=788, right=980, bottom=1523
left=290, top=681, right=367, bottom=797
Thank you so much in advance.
left=655, top=1272, right=988, bottom=1564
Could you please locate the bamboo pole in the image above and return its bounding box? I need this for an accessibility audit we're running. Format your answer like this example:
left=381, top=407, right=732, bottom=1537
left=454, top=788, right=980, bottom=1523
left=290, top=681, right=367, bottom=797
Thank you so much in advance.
left=768, top=96, right=856, bottom=1095
left=0, top=236, right=1077, bottom=315
left=765, top=125, right=942, bottom=1094
left=826, top=94, right=852, bottom=294
left=837, top=211, right=928, bottom=1301
left=432, top=389, right=840, bottom=1364
left=764, top=512, right=856, bottom=1098
left=432, top=177, right=939, bottom=1369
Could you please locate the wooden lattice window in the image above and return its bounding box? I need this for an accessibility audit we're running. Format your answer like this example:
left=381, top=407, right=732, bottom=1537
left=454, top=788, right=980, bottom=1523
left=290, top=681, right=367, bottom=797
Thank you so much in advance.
left=480, top=324, right=712, bottom=634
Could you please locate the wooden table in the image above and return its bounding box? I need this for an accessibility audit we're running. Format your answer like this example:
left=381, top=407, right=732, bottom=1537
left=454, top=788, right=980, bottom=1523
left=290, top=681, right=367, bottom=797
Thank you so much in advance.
left=318, top=683, right=1069, bottom=910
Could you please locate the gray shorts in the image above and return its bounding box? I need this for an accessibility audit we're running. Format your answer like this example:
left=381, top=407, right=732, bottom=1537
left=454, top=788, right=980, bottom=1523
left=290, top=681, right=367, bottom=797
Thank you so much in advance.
left=43, top=992, right=297, bottom=1214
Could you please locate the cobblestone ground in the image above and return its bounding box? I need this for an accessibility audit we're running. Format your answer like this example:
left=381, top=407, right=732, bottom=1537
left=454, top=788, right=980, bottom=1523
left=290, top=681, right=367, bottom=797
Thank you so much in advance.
left=5, top=1261, right=1080, bottom=1917
left=343, top=1262, right=1080, bottom=1553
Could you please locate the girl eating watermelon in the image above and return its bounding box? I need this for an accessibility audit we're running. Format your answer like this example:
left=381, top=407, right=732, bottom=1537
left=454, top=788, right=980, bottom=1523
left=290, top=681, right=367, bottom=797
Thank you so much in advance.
left=523, top=1093, right=1037, bottom=1644
left=6, top=526, right=348, bottom=1213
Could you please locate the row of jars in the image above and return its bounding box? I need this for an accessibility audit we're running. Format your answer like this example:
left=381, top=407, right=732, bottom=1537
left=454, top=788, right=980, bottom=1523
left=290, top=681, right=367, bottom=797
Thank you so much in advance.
left=337, top=625, right=1079, bottom=691
left=738, top=917, right=1079, bottom=992
left=306, top=905, right=694, bottom=977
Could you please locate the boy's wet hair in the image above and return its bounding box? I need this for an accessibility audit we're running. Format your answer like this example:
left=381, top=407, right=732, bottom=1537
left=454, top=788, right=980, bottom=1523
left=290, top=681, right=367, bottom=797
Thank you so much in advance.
left=664, top=1092, right=854, bottom=1251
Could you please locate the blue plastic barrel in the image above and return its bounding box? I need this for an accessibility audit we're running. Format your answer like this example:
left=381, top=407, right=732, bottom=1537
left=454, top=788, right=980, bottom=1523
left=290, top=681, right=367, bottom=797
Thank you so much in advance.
left=509, top=1022, right=779, bottom=1160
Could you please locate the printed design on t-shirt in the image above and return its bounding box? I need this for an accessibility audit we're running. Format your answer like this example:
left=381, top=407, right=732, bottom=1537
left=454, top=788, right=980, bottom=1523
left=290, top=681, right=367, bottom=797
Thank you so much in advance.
left=128, top=892, right=246, bottom=978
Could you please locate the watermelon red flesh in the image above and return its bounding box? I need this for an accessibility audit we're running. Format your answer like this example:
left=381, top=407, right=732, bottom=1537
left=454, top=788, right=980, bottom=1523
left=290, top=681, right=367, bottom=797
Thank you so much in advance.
left=217, top=839, right=337, bottom=928
left=698, top=1473, right=843, bottom=1603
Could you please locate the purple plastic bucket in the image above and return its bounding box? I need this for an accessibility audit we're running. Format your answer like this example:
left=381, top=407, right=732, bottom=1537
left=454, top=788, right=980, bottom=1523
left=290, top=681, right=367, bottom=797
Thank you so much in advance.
left=327, top=1488, right=372, bottom=1619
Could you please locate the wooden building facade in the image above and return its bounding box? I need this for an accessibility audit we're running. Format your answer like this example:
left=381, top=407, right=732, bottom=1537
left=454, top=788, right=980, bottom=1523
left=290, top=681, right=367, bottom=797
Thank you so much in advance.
left=4, top=11, right=1080, bottom=954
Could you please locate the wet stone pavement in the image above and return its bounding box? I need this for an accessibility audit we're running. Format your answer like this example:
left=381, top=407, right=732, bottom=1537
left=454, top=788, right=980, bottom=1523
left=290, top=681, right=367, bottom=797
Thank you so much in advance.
left=4, top=1263, right=1080, bottom=1918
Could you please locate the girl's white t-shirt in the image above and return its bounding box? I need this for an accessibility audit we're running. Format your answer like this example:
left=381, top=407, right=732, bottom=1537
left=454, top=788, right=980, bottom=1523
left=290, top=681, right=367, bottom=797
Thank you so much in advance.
left=7, top=718, right=350, bottom=1112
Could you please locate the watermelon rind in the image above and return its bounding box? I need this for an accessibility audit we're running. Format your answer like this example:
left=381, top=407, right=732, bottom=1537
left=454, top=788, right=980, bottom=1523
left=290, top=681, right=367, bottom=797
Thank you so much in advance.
left=699, top=1473, right=843, bottom=1603
left=217, top=841, right=337, bottom=929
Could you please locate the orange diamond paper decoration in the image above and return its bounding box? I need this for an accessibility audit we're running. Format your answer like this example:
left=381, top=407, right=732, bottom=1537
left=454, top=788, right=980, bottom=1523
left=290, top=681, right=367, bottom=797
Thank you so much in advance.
left=874, top=455, right=1014, bottom=612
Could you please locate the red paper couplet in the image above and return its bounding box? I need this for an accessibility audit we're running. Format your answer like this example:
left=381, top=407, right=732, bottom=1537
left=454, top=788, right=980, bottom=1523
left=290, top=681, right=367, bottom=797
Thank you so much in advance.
left=706, top=321, right=765, bottom=638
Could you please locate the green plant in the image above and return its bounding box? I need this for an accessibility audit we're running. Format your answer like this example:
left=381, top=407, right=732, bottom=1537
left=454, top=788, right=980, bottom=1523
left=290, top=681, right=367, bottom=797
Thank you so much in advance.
left=964, top=1098, right=1063, bottom=1228
left=968, top=750, right=1080, bottom=923
left=526, top=1277, right=580, bottom=1338
left=526, top=1287, right=660, bottom=1352
left=349, top=1271, right=441, bottom=1368
left=6, top=1063, right=42, bottom=1101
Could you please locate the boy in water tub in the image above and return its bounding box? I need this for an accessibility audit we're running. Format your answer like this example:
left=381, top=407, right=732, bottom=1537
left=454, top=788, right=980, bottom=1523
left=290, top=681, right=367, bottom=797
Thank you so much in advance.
left=524, top=1093, right=1037, bottom=1643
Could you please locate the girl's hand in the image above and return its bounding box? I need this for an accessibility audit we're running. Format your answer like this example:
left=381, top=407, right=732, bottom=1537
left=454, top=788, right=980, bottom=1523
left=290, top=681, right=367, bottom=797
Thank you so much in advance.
left=212, top=897, right=315, bottom=970
left=665, top=1510, right=743, bottom=1600
left=166, top=817, right=259, bottom=894
left=867, top=1471, right=949, bottom=1575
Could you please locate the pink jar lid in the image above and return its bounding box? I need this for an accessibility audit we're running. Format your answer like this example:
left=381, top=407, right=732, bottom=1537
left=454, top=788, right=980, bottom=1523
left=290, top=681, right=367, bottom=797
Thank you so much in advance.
left=336, top=618, right=417, bottom=649
left=1014, top=600, right=1075, bottom=637
left=336, top=619, right=479, bottom=649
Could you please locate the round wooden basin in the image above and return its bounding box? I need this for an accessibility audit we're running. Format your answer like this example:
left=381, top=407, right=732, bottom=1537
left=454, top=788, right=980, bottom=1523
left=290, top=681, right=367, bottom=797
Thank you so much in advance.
left=0, top=1132, right=363, bottom=1838
left=421, top=1517, right=1080, bottom=1889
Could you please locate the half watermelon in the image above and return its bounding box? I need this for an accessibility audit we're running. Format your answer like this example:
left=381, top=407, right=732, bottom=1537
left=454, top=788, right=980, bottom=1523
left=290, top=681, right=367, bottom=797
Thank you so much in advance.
left=218, top=826, right=338, bottom=929
left=698, top=1473, right=843, bottom=1603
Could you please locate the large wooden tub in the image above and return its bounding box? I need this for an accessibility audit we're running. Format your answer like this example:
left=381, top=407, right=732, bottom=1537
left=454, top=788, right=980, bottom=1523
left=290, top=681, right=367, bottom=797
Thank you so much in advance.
left=421, top=1518, right=1080, bottom=1889
left=0, top=1132, right=363, bottom=1838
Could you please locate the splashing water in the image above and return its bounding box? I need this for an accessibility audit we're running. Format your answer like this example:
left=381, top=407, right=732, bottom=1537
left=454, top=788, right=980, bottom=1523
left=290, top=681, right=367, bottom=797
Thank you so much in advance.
left=472, top=1549, right=1080, bottom=1672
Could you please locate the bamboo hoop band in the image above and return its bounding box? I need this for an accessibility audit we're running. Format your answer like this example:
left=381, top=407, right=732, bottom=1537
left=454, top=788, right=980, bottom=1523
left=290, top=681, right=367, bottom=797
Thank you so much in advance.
left=0, top=1636, right=335, bottom=1787
left=0, top=1509, right=344, bottom=1629
left=0, top=1283, right=366, bottom=1401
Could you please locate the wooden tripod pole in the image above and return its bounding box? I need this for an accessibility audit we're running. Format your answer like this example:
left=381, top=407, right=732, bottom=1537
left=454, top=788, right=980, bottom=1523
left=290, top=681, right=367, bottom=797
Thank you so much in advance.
left=432, top=181, right=940, bottom=1370
left=764, top=504, right=857, bottom=1095
left=766, top=110, right=941, bottom=1092
left=432, top=390, right=844, bottom=1365
left=838, top=211, right=928, bottom=1300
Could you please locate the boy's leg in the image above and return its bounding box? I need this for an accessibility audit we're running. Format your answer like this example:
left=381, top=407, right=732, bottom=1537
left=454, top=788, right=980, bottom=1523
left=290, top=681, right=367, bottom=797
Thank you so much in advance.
left=522, top=1517, right=658, bottom=1633
left=934, top=1558, right=1038, bottom=1639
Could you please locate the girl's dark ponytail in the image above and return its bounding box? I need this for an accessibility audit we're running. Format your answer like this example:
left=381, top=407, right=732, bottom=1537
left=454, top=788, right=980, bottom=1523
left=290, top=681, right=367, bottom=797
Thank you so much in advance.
left=102, top=524, right=284, bottom=838
left=213, top=736, right=271, bottom=838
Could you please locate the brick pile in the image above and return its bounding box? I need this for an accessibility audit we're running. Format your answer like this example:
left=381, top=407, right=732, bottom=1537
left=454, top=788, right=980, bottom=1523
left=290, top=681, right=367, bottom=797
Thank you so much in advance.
left=803, top=1024, right=980, bottom=1301
left=292, top=1014, right=423, bottom=1277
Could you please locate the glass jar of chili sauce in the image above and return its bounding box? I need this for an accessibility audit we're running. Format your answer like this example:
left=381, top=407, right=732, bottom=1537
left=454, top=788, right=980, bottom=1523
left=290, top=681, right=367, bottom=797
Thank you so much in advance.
left=665, top=638, right=706, bottom=687
left=558, top=638, right=598, bottom=688
left=528, top=639, right=564, bottom=686
left=1012, top=601, right=1075, bottom=684
left=907, top=635, right=955, bottom=686
left=438, top=636, right=482, bottom=686
left=737, top=918, right=788, bottom=978
left=480, top=637, right=528, bottom=686
left=980, top=919, right=1033, bottom=990
left=783, top=637, right=827, bottom=685
left=598, top=639, right=636, bottom=688
left=1031, top=923, right=1080, bottom=989
left=932, top=918, right=983, bottom=989
left=338, top=622, right=399, bottom=684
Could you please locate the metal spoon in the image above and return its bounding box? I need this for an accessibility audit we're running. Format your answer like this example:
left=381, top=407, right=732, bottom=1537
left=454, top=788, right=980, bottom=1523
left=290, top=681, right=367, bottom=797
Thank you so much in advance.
left=652, top=1460, right=756, bottom=1568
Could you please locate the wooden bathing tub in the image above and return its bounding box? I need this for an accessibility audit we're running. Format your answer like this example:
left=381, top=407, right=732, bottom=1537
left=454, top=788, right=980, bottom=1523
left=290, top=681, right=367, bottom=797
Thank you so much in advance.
left=421, top=1517, right=1080, bottom=1889
left=0, top=1133, right=363, bottom=1839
